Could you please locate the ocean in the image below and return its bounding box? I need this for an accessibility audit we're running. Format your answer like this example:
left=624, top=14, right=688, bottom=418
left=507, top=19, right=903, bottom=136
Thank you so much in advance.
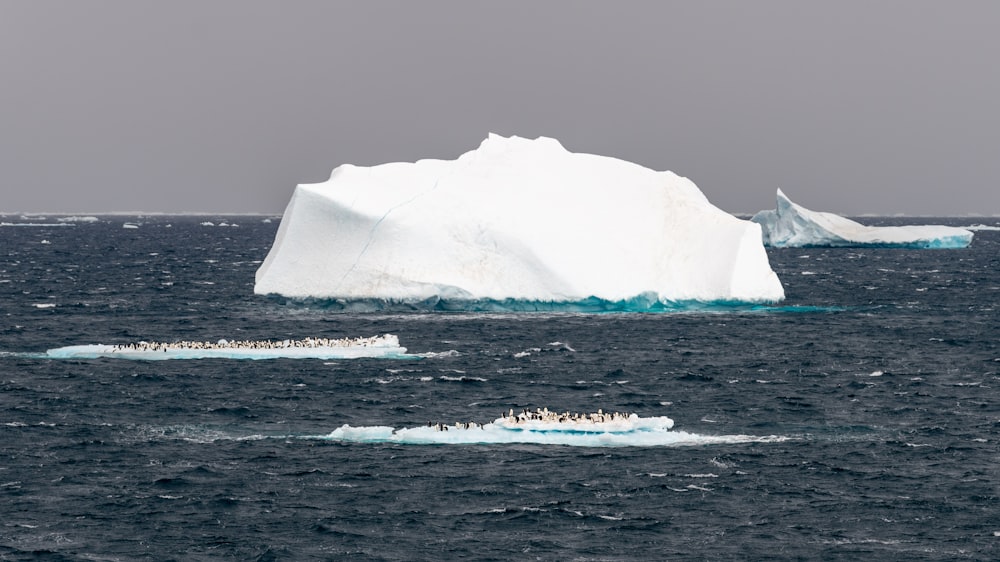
left=1, top=216, right=998, bottom=560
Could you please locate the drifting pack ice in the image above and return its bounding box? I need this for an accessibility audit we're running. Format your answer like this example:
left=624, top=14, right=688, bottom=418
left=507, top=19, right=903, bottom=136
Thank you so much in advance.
left=255, top=134, right=785, bottom=307
left=752, top=189, right=974, bottom=249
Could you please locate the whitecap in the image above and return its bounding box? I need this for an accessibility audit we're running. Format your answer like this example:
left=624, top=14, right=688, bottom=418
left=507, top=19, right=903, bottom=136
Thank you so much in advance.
left=710, top=457, right=735, bottom=468
left=417, top=350, right=460, bottom=358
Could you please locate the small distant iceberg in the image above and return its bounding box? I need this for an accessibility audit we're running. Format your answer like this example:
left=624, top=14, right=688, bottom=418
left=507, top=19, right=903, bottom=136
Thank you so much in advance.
left=40, top=334, right=414, bottom=360
left=965, top=224, right=1000, bottom=232
left=56, top=216, right=100, bottom=223
left=751, top=189, right=973, bottom=249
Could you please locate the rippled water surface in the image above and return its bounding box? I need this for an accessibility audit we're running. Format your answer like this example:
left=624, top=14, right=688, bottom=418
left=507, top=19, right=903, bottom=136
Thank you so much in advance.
left=1, top=216, right=998, bottom=560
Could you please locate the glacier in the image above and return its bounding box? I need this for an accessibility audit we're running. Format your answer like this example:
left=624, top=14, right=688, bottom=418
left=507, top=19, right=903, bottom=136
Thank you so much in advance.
left=255, top=134, right=785, bottom=307
left=752, top=189, right=974, bottom=249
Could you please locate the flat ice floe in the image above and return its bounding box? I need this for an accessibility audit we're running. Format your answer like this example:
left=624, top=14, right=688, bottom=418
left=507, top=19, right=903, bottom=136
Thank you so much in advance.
left=752, top=189, right=973, bottom=248
left=322, top=422, right=788, bottom=448
left=0, top=222, right=76, bottom=227
left=319, top=409, right=791, bottom=448
left=40, top=334, right=414, bottom=360
left=255, top=134, right=784, bottom=307
left=965, top=224, right=1000, bottom=232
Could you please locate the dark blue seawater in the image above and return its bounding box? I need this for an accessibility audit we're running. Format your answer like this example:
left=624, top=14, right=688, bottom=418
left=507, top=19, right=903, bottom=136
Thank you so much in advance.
left=1, top=216, right=998, bottom=560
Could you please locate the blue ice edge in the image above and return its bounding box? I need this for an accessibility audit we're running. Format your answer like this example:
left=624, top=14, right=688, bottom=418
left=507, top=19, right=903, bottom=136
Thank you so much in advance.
left=766, top=236, right=973, bottom=249
left=305, top=424, right=794, bottom=448
left=264, top=294, right=843, bottom=314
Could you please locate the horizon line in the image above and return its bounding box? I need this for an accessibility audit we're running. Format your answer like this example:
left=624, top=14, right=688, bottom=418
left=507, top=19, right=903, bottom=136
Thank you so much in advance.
left=3, top=210, right=1000, bottom=219
left=0, top=211, right=284, bottom=217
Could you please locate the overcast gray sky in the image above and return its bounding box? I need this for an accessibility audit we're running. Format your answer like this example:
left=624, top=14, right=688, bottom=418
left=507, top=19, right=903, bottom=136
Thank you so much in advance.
left=2, top=1, right=998, bottom=215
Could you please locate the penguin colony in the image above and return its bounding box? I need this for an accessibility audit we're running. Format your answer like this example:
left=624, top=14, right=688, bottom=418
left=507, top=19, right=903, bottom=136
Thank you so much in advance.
left=427, top=407, right=636, bottom=431
left=108, top=335, right=394, bottom=352
left=501, top=407, right=634, bottom=425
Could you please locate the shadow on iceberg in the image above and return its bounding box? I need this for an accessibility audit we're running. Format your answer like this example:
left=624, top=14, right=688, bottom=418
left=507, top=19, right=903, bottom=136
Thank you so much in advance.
left=751, top=189, right=973, bottom=249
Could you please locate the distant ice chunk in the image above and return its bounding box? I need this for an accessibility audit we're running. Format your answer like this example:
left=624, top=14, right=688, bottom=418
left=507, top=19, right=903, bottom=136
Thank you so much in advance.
left=966, top=224, right=1000, bottom=232
left=0, top=222, right=74, bottom=227
left=56, top=216, right=100, bottom=223
left=751, top=189, right=973, bottom=248
left=255, top=134, right=784, bottom=306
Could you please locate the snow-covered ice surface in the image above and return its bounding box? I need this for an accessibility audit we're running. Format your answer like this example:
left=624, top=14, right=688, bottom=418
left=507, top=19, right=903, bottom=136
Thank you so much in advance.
left=752, top=189, right=974, bottom=248
left=318, top=415, right=790, bottom=448
left=255, top=134, right=784, bottom=309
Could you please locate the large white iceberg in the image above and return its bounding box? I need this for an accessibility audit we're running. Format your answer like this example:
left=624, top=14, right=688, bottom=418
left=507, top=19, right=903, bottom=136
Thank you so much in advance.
left=255, top=134, right=785, bottom=306
left=751, top=189, right=973, bottom=249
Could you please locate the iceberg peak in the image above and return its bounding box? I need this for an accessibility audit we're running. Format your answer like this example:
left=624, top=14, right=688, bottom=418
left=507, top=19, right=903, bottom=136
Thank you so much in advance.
left=752, top=189, right=973, bottom=249
left=255, top=134, right=785, bottom=307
